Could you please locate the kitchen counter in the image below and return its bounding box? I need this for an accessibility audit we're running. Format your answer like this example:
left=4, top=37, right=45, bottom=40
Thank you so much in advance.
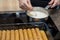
left=49, top=9, right=60, bottom=31
left=0, top=0, right=24, bottom=13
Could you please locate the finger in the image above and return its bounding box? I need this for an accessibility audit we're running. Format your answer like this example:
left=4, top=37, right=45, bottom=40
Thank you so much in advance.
left=23, top=0, right=32, bottom=10
left=27, top=0, right=32, bottom=6
left=51, top=0, right=57, bottom=8
left=20, top=5, right=27, bottom=10
left=24, top=3, right=32, bottom=10
left=19, top=0, right=32, bottom=10
left=49, top=0, right=54, bottom=4
left=20, top=3, right=31, bottom=10
left=20, top=6, right=25, bottom=10
left=27, top=0, right=33, bottom=10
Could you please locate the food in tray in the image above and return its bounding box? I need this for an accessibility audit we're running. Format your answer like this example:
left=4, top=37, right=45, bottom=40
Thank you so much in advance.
left=6, top=30, right=10, bottom=40
left=27, top=29, right=33, bottom=40
left=1, top=30, right=6, bottom=40
left=11, top=30, right=14, bottom=40
left=0, top=30, right=2, bottom=40
left=0, top=28, right=48, bottom=40
left=35, top=28, right=43, bottom=40
left=31, top=28, right=38, bottom=40
left=15, top=30, right=19, bottom=40
left=40, top=30, right=48, bottom=40
left=19, top=29, right=24, bottom=40
left=23, top=29, right=28, bottom=40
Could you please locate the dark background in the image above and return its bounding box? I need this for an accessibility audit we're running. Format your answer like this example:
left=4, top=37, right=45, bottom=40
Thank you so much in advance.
left=30, top=0, right=58, bottom=9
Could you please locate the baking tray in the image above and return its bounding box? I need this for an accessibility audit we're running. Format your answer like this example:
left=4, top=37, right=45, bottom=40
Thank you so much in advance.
left=0, top=22, right=54, bottom=40
left=0, top=22, right=50, bottom=31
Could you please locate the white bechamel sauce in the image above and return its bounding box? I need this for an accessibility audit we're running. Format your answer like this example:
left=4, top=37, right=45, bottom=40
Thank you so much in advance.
left=28, top=11, right=48, bottom=18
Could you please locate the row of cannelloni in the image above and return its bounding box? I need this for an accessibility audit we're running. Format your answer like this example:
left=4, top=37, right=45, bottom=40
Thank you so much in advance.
left=0, top=28, right=48, bottom=40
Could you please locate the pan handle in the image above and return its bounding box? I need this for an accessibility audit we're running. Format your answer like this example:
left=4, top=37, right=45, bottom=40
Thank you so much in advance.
left=45, top=5, right=51, bottom=9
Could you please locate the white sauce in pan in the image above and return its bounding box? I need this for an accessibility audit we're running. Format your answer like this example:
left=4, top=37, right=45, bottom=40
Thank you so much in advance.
left=28, top=11, right=48, bottom=18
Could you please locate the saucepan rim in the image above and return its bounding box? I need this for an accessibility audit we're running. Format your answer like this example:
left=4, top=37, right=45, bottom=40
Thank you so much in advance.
left=27, top=7, right=49, bottom=19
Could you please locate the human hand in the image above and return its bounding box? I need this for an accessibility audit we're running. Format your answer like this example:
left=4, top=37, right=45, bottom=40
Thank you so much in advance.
left=49, top=0, right=60, bottom=8
left=19, top=0, right=33, bottom=10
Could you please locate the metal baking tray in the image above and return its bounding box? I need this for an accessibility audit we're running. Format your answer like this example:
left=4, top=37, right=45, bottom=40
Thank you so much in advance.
left=0, top=22, right=54, bottom=40
left=0, top=22, right=50, bottom=32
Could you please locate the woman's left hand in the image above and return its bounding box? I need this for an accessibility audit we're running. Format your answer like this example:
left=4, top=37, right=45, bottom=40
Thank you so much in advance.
left=49, top=0, right=60, bottom=8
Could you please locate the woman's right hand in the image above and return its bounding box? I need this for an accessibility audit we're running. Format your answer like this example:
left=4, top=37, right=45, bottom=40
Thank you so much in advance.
left=19, top=0, right=33, bottom=10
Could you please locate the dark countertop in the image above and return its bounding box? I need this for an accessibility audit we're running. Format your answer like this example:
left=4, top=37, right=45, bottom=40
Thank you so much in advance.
left=49, top=9, right=60, bottom=31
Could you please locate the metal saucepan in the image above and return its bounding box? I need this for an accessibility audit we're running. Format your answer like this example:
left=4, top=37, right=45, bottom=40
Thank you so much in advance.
left=27, top=7, right=49, bottom=22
